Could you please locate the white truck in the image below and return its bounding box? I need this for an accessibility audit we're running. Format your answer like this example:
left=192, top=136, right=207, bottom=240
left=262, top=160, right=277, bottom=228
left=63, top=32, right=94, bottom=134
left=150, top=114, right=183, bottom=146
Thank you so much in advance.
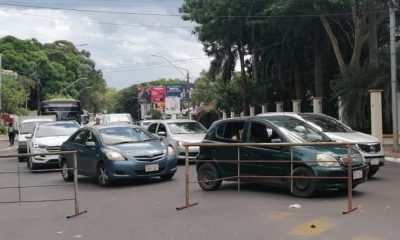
left=17, top=115, right=56, bottom=162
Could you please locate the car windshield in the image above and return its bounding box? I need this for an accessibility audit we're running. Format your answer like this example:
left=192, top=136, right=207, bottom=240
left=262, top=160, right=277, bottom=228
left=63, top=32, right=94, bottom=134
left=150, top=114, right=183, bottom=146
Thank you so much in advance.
left=167, top=122, right=207, bottom=134
left=301, top=114, right=353, bottom=133
left=262, top=116, right=331, bottom=142
left=99, top=126, right=157, bottom=145
left=35, top=122, right=79, bottom=138
left=20, top=122, right=38, bottom=134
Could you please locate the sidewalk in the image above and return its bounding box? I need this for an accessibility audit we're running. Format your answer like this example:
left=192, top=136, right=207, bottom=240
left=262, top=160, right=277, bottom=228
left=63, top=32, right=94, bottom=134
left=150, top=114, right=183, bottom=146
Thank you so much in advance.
left=383, top=145, right=400, bottom=163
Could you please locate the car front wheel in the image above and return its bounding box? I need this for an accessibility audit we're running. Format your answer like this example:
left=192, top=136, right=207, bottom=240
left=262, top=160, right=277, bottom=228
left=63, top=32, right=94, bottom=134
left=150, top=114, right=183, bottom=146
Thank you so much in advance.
left=97, top=163, right=111, bottom=187
left=61, top=161, right=74, bottom=182
left=289, top=166, right=316, bottom=197
left=197, top=163, right=222, bottom=191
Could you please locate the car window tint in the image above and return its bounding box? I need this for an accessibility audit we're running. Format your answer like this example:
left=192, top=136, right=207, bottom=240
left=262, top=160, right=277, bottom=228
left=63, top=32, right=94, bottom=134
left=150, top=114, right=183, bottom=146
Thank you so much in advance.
left=215, top=121, right=245, bottom=141
left=158, top=124, right=167, bottom=133
left=216, top=122, right=226, bottom=138
left=86, top=131, right=98, bottom=144
left=147, top=123, right=158, bottom=133
left=167, top=122, right=207, bottom=134
left=248, top=122, right=270, bottom=143
left=301, top=115, right=352, bottom=133
left=70, top=130, right=87, bottom=145
left=99, top=126, right=156, bottom=145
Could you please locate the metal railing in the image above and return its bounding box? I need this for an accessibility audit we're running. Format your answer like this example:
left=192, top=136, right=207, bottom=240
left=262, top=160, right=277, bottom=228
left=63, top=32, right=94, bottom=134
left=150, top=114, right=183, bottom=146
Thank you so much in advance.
left=176, top=142, right=360, bottom=214
left=0, top=151, right=87, bottom=218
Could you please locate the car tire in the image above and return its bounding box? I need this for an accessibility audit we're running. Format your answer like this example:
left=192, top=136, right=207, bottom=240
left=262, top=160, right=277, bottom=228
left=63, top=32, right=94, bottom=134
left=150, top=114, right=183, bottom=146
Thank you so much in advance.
left=61, top=161, right=74, bottom=182
left=368, top=167, right=379, bottom=178
left=160, top=172, right=175, bottom=180
left=289, top=166, right=316, bottom=197
left=27, top=157, right=37, bottom=170
left=197, top=163, right=222, bottom=191
left=97, top=163, right=111, bottom=187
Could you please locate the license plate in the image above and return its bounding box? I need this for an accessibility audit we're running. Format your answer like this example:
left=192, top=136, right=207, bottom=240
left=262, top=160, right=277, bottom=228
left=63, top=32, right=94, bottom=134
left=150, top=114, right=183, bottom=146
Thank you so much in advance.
left=370, top=159, right=380, bottom=165
left=145, top=163, right=159, bottom=172
left=353, top=170, right=363, bottom=180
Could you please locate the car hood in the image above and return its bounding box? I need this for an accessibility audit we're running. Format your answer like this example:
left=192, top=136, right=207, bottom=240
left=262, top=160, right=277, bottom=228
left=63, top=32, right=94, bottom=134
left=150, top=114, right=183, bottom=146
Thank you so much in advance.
left=109, top=141, right=166, bottom=155
left=171, top=133, right=206, bottom=143
left=33, top=136, right=70, bottom=146
left=325, top=132, right=380, bottom=144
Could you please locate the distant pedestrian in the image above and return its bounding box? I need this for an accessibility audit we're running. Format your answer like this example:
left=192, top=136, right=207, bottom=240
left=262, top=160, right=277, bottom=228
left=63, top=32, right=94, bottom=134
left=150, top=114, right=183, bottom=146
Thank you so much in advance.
left=94, top=118, right=101, bottom=125
left=7, top=122, right=15, bottom=146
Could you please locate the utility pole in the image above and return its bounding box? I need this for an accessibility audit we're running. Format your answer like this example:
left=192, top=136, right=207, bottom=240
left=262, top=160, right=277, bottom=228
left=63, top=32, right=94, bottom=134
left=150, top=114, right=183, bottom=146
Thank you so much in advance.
left=390, top=1, right=398, bottom=151
left=186, top=70, right=190, bottom=83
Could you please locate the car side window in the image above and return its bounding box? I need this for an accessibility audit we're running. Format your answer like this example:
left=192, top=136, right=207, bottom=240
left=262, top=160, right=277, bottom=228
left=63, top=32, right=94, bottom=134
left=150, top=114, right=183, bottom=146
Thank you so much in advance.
left=147, top=123, right=158, bottom=133
left=70, top=130, right=87, bottom=145
left=157, top=124, right=167, bottom=134
left=86, top=131, right=98, bottom=145
left=248, top=122, right=270, bottom=143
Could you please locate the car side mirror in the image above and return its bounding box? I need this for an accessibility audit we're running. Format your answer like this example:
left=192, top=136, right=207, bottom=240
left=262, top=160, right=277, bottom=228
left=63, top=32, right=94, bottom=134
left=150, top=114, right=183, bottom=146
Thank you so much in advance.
left=25, top=134, right=32, bottom=139
left=157, top=131, right=167, bottom=137
left=85, top=141, right=96, bottom=147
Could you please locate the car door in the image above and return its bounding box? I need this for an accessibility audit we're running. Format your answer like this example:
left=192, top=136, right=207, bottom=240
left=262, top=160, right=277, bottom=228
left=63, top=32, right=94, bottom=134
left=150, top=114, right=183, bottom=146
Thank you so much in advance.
left=80, top=130, right=101, bottom=177
left=240, top=120, right=289, bottom=180
left=64, top=130, right=88, bottom=175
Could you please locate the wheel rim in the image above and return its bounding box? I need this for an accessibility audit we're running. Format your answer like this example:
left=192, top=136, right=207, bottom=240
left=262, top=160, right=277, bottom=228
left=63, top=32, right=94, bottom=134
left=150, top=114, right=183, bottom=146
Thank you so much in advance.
left=202, top=169, right=215, bottom=186
left=62, top=163, right=69, bottom=179
left=294, top=174, right=310, bottom=190
left=98, top=166, right=108, bottom=185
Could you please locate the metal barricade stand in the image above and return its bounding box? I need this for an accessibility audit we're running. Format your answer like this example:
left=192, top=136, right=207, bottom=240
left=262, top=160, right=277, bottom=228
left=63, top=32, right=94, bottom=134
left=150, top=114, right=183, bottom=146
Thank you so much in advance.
left=0, top=151, right=87, bottom=218
left=176, top=142, right=358, bottom=214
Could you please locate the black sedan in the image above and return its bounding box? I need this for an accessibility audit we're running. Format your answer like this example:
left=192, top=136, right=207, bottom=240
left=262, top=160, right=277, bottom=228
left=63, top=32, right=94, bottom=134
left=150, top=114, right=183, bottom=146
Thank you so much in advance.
left=59, top=124, right=177, bottom=186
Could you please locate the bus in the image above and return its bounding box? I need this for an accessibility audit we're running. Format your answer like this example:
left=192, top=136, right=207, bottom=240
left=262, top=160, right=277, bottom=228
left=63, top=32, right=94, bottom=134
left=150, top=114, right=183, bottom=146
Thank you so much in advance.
left=38, top=99, right=83, bottom=124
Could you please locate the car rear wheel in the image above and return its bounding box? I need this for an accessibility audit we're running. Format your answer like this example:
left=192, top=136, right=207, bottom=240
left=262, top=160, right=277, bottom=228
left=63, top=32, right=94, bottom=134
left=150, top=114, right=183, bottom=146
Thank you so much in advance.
left=61, top=161, right=74, bottom=182
left=97, top=163, right=111, bottom=187
left=160, top=172, right=175, bottom=180
left=197, top=163, right=222, bottom=191
left=289, top=166, right=316, bottom=197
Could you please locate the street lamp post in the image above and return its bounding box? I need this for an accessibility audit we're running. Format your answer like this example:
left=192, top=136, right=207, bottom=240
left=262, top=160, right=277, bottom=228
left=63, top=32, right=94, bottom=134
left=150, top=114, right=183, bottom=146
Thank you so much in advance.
left=151, top=54, right=190, bottom=83
left=60, top=77, right=88, bottom=95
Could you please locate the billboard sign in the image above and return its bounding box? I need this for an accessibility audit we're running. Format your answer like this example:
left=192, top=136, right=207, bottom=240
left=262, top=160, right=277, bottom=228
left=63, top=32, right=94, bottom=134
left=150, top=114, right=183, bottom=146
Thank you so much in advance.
left=150, top=86, right=165, bottom=102
left=165, top=96, right=181, bottom=114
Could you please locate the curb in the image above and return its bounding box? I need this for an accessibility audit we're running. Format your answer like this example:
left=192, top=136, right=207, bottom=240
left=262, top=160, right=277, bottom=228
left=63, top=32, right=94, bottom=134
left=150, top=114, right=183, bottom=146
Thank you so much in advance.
left=385, top=157, right=400, bottom=164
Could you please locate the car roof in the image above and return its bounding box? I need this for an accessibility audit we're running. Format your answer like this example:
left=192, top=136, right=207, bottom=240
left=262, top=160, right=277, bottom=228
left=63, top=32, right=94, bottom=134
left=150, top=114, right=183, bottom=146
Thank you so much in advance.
left=150, top=119, right=200, bottom=123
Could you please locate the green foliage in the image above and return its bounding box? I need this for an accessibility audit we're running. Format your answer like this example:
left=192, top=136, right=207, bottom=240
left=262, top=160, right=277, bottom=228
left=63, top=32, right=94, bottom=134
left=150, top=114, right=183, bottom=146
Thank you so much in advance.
left=0, top=36, right=107, bottom=112
left=1, top=74, right=26, bottom=113
left=148, top=109, right=162, bottom=119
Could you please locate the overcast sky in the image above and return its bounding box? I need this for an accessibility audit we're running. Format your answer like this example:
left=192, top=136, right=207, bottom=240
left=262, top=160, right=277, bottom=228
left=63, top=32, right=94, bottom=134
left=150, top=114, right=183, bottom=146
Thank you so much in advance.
left=0, top=0, right=211, bottom=90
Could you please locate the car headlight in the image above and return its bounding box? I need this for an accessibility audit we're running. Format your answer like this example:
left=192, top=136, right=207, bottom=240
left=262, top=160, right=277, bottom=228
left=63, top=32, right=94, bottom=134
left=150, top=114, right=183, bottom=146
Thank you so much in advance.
left=177, top=141, right=185, bottom=146
left=106, top=151, right=126, bottom=161
left=33, top=143, right=46, bottom=149
left=167, top=146, right=175, bottom=157
left=316, top=154, right=340, bottom=167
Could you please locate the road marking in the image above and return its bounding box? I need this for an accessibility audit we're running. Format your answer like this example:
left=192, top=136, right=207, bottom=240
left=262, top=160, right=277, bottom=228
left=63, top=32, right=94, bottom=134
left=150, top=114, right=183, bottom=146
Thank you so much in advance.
left=290, top=218, right=333, bottom=237
left=351, top=235, right=381, bottom=240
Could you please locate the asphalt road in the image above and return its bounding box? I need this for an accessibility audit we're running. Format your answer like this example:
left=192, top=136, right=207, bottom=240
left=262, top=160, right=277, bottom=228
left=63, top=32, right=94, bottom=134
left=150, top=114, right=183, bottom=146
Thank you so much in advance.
left=0, top=140, right=399, bottom=240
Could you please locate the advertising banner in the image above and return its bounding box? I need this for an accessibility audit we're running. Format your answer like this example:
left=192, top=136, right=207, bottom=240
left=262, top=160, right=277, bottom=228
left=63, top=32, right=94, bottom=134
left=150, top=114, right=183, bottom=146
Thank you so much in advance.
left=166, top=83, right=195, bottom=100
left=165, top=96, right=181, bottom=115
left=166, top=85, right=182, bottom=97
left=137, top=86, right=151, bottom=104
left=150, top=86, right=165, bottom=102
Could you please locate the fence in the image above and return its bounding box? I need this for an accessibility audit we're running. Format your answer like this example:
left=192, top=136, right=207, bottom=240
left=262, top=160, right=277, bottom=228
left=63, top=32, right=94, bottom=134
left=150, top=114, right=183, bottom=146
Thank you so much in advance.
left=0, top=151, right=87, bottom=218
left=176, top=142, right=361, bottom=214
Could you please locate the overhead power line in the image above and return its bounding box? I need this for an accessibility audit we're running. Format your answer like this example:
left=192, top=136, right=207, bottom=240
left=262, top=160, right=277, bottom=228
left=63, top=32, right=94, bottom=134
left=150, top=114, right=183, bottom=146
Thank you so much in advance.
left=0, top=2, right=388, bottom=18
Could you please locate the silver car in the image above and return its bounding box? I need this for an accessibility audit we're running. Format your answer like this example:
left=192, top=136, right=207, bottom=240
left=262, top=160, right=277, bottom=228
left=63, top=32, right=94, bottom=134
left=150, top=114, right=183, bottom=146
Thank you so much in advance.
left=146, top=120, right=207, bottom=162
left=26, top=121, right=81, bottom=170
left=299, top=113, right=384, bottom=177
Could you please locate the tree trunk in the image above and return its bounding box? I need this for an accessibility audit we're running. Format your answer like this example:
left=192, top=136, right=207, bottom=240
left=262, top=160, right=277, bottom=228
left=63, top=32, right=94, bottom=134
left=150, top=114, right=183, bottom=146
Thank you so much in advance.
left=368, top=0, right=379, bottom=68
left=294, top=62, right=302, bottom=99
left=314, top=47, right=324, bottom=97
left=238, top=43, right=247, bottom=115
left=313, top=2, right=346, bottom=73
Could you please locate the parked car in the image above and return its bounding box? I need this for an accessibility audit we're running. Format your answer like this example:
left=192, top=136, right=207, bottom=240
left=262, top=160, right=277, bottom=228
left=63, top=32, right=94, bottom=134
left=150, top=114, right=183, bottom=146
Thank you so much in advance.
left=26, top=121, right=80, bottom=170
left=197, top=115, right=368, bottom=197
left=17, top=117, right=55, bottom=162
left=59, top=124, right=177, bottom=186
left=286, top=113, right=384, bottom=177
left=139, top=120, right=154, bottom=129
left=146, top=120, right=207, bottom=163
